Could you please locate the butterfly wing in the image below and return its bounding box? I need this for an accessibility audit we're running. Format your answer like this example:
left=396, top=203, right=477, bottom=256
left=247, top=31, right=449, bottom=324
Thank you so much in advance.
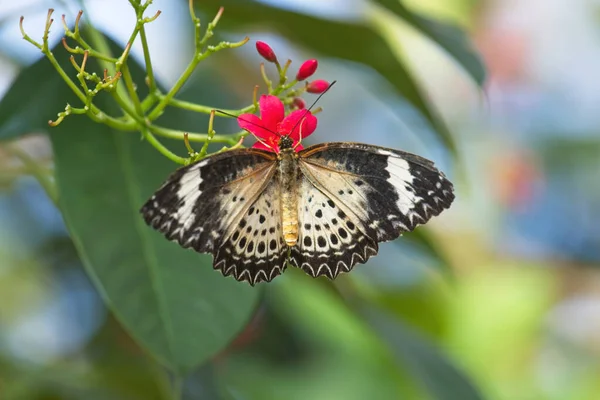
left=140, top=149, right=286, bottom=284
left=290, top=142, right=454, bottom=278
left=213, top=179, right=288, bottom=284
left=290, top=175, right=379, bottom=278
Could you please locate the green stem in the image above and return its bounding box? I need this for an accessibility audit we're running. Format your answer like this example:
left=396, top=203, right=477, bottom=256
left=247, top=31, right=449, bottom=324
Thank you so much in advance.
left=147, top=55, right=203, bottom=120
left=86, top=109, right=137, bottom=131
left=109, top=92, right=144, bottom=126
left=121, top=63, right=144, bottom=115
left=160, top=95, right=256, bottom=116
left=149, top=125, right=235, bottom=143
left=141, top=93, right=159, bottom=112
left=139, top=24, right=157, bottom=93
left=44, top=51, right=88, bottom=105
left=140, top=127, right=187, bottom=165
left=41, top=46, right=127, bottom=128
left=82, top=24, right=134, bottom=111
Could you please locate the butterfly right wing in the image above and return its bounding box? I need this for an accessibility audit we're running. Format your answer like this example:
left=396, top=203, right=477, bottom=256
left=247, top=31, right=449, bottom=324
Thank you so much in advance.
left=290, top=175, right=379, bottom=279
left=140, top=149, right=286, bottom=284
left=290, top=142, right=454, bottom=279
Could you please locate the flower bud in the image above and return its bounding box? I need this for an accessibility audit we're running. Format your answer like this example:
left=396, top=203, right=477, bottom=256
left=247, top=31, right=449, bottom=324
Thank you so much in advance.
left=296, top=59, right=318, bottom=81
left=255, top=41, right=278, bottom=63
left=306, top=79, right=330, bottom=94
left=292, top=97, right=306, bottom=109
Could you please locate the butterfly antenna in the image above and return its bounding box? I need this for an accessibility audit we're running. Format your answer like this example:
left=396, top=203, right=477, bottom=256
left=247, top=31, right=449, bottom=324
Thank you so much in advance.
left=288, top=80, right=337, bottom=137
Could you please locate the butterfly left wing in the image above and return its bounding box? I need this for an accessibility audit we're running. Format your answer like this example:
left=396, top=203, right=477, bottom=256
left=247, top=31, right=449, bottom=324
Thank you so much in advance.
left=290, top=142, right=454, bottom=278
left=140, top=149, right=287, bottom=284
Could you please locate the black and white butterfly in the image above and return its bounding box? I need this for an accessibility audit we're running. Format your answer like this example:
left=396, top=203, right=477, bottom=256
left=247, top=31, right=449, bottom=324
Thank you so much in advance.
left=140, top=135, right=454, bottom=285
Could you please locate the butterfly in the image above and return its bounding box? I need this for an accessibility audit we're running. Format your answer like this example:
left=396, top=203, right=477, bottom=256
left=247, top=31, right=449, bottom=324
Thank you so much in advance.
left=140, top=132, right=455, bottom=285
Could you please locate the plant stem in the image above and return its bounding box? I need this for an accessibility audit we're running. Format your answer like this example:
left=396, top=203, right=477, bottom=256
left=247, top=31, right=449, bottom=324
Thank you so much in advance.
left=139, top=24, right=157, bottom=93
left=159, top=95, right=256, bottom=116
left=147, top=56, right=202, bottom=121
left=140, top=126, right=187, bottom=165
left=149, top=125, right=234, bottom=143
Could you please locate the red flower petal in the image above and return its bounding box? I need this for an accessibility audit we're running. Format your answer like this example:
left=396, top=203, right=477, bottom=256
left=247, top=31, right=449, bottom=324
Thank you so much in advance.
left=259, top=95, right=285, bottom=134
left=255, top=41, right=277, bottom=63
left=292, top=97, right=306, bottom=109
left=237, top=113, right=272, bottom=140
left=296, top=59, right=318, bottom=81
left=252, top=141, right=279, bottom=153
left=278, top=110, right=317, bottom=141
left=306, top=79, right=330, bottom=94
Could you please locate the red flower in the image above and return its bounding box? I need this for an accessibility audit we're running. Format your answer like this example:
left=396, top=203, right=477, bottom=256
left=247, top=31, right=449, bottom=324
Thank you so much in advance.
left=306, top=79, right=330, bottom=94
left=238, top=95, right=317, bottom=153
left=255, top=41, right=278, bottom=63
left=296, top=59, right=318, bottom=81
left=292, top=97, right=306, bottom=109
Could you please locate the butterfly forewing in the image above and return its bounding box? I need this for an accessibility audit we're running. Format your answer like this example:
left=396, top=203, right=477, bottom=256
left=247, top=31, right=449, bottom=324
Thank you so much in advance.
left=141, top=148, right=287, bottom=284
left=299, top=142, right=454, bottom=240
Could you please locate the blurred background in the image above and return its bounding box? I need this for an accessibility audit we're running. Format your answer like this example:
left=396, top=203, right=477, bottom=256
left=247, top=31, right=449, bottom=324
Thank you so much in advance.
left=1, top=0, right=600, bottom=399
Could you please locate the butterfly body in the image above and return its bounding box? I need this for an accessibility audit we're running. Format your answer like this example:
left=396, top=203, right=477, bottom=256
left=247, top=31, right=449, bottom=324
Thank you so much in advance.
left=141, top=142, right=454, bottom=285
left=278, top=148, right=300, bottom=246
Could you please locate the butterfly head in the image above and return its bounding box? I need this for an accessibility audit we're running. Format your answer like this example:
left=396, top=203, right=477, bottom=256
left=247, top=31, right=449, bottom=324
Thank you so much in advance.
left=278, top=135, right=294, bottom=150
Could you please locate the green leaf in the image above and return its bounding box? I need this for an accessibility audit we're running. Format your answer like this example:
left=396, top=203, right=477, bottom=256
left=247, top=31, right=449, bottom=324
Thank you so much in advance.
left=373, top=0, right=486, bottom=86
left=49, top=109, right=260, bottom=372
left=194, top=0, right=463, bottom=155
left=0, top=46, right=78, bottom=141
left=363, top=309, right=486, bottom=400
left=2, top=35, right=261, bottom=372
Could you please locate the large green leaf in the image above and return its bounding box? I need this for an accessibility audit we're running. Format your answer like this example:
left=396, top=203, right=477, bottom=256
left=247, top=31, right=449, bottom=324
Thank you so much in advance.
left=50, top=109, right=260, bottom=372
left=1, top=35, right=261, bottom=372
left=373, top=0, right=486, bottom=86
left=194, top=0, right=461, bottom=155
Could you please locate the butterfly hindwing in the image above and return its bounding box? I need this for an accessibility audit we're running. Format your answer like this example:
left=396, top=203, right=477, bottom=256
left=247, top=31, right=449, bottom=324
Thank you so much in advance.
left=214, top=180, right=288, bottom=285
left=298, top=142, right=454, bottom=242
left=289, top=176, right=379, bottom=278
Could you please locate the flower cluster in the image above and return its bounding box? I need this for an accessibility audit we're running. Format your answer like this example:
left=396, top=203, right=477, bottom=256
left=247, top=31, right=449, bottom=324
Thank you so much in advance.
left=239, top=41, right=330, bottom=153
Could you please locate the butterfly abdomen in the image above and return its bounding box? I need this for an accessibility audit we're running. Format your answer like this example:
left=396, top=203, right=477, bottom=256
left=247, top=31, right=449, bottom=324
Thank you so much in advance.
left=278, top=150, right=299, bottom=247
